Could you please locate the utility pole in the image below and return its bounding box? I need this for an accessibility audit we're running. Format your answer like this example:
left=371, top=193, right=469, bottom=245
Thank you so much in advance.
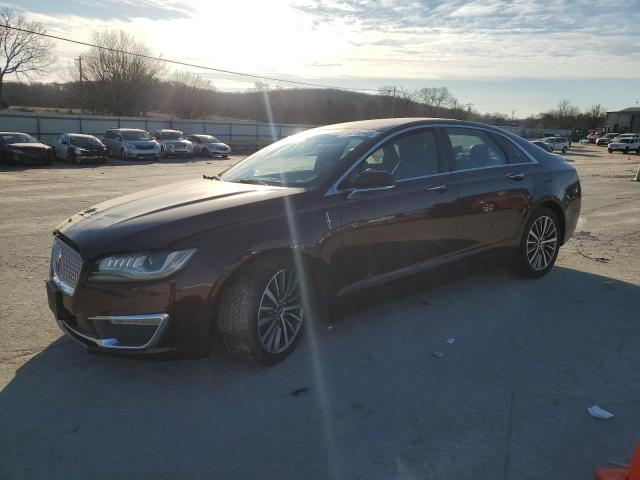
left=511, top=110, right=515, bottom=122
left=76, top=56, right=83, bottom=85
left=76, top=56, right=84, bottom=113
left=391, top=86, right=397, bottom=118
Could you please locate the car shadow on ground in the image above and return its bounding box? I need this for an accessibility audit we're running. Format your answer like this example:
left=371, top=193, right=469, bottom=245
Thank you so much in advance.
left=2, top=265, right=640, bottom=480
left=0, top=156, right=230, bottom=172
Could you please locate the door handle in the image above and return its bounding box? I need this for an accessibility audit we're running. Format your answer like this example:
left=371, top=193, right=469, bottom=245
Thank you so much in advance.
left=426, top=184, right=449, bottom=193
left=506, top=172, right=525, bottom=181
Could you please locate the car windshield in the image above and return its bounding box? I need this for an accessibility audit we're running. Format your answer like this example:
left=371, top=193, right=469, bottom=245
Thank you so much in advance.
left=0, top=133, right=37, bottom=144
left=162, top=132, right=183, bottom=140
left=220, top=128, right=373, bottom=187
left=70, top=136, right=104, bottom=148
left=121, top=130, right=152, bottom=141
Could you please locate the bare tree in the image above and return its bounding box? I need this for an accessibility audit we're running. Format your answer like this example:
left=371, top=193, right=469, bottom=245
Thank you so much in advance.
left=72, top=30, right=164, bottom=116
left=418, top=86, right=456, bottom=117
left=0, top=9, right=54, bottom=108
left=168, top=70, right=215, bottom=118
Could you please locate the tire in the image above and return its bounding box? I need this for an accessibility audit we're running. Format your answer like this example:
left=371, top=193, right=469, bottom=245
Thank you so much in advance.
left=217, top=255, right=307, bottom=366
left=608, top=148, right=613, bottom=153
left=510, top=207, right=560, bottom=279
left=562, top=146, right=568, bottom=153
left=222, top=154, right=229, bottom=159
left=624, top=147, right=629, bottom=154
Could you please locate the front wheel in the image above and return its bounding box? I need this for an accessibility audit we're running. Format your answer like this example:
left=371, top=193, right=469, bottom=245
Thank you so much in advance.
left=562, top=146, right=568, bottom=153
left=608, top=148, right=613, bottom=153
left=217, top=255, right=306, bottom=366
left=510, top=207, right=560, bottom=278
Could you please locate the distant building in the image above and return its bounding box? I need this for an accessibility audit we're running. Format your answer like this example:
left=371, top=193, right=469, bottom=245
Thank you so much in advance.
left=604, top=107, right=640, bottom=133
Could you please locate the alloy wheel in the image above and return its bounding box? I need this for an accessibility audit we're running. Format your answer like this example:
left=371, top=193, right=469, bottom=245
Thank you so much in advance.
left=257, top=268, right=303, bottom=354
left=526, top=216, right=558, bottom=270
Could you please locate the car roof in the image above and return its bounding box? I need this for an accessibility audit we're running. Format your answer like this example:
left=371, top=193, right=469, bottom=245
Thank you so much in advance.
left=65, top=133, right=97, bottom=138
left=157, top=129, right=181, bottom=133
left=0, top=131, right=30, bottom=135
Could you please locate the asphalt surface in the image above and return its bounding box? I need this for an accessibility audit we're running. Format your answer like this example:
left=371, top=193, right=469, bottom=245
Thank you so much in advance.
left=1, top=145, right=639, bottom=479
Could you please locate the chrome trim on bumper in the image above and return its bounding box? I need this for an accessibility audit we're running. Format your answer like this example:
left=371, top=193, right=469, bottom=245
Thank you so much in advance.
left=51, top=273, right=75, bottom=296
left=57, top=313, right=169, bottom=350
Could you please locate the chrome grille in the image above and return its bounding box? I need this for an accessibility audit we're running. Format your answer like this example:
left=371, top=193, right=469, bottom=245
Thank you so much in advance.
left=51, top=238, right=83, bottom=294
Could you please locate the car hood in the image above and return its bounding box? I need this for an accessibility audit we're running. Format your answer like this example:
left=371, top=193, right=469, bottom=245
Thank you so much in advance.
left=56, top=178, right=303, bottom=258
left=126, top=140, right=157, bottom=146
left=8, top=142, right=50, bottom=149
left=207, top=142, right=229, bottom=149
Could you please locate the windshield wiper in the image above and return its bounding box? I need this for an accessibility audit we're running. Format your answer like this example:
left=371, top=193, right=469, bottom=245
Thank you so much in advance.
left=202, top=174, right=221, bottom=181
left=237, top=178, right=269, bottom=185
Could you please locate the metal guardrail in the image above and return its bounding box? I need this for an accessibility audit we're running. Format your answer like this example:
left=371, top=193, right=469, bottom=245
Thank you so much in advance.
left=0, top=111, right=315, bottom=148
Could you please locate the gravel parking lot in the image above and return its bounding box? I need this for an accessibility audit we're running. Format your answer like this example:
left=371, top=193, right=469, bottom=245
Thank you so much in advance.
left=1, top=145, right=639, bottom=479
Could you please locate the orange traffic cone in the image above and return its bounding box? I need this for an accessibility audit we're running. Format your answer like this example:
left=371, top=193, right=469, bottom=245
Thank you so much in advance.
left=595, top=441, right=640, bottom=480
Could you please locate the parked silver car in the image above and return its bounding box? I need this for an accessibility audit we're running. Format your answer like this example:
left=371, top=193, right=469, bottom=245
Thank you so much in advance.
left=185, top=134, right=231, bottom=158
left=53, top=133, right=107, bottom=163
left=154, top=129, right=193, bottom=158
left=102, top=128, right=161, bottom=161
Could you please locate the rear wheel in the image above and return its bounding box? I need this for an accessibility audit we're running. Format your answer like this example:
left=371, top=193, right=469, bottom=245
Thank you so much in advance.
left=562, top=146, right=568, bottom=153
left=217, top=255, right=306, bottom=366
left=510, top=207, right=560, bottom=278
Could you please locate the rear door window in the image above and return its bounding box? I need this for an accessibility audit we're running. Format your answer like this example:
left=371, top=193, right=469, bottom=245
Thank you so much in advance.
left=490, top=133, right=532, bottom=164
left=445, top=128, right=507, bottom=171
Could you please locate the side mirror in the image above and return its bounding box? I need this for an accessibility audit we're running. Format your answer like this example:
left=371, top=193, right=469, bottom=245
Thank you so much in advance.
left=349, top=168, right=395, bottom=190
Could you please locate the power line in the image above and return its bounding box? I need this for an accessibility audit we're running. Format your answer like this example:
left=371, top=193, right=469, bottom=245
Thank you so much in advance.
left=0, top=23, right=381, bottom=93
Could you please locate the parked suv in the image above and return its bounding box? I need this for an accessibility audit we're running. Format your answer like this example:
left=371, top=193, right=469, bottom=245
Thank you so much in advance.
left=596, top=133, right=620, bottom=146
left=540, top=136, right=570, bottom=153
left=185, top=134, right=231, bottom=158
left=608, top=136, right=640, bottom=154
left=102, top=129, right=161, bottom=161
left=154, top=129, right=193, bottom=158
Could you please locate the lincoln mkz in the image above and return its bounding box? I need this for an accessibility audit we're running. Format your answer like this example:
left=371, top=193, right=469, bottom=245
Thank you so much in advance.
left=46, top=119, right=581, bottom=365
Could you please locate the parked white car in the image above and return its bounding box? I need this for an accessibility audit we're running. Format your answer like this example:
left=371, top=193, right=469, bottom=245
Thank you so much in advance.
left=185, top=134, right=231, bottom=158
left=154, top=129, right=193, bottom=158
left=608, top=136, right=640, bottom=154
left=539, top=136, right=570, bottom=153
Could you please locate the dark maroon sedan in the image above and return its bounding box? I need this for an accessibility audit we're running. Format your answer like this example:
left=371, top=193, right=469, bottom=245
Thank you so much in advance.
left=46, top=118, right=581, bottom=365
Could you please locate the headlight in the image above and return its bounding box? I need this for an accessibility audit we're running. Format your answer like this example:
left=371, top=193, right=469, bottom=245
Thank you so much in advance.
left=89, top=249, right=196, bottom=282
left=125, top=143, right=137, bottom=149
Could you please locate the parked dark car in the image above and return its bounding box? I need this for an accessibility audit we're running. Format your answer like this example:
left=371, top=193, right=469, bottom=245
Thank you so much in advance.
left=46, top=118, right=581, bottom=365
left=0, top=132, right=53, bottom=165
left=530, top=140, right=553, bottom=152
left=54, top=134, right=108, bottom=163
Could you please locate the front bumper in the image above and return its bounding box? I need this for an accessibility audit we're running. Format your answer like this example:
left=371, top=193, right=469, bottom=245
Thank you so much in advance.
left=45, top=249, right=225, bottom=355
left=124, top=148, right=160, bottom=159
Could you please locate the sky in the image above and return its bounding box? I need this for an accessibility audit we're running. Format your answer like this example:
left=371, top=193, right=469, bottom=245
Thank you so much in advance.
left=5, top=0, right=640, bottom=116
